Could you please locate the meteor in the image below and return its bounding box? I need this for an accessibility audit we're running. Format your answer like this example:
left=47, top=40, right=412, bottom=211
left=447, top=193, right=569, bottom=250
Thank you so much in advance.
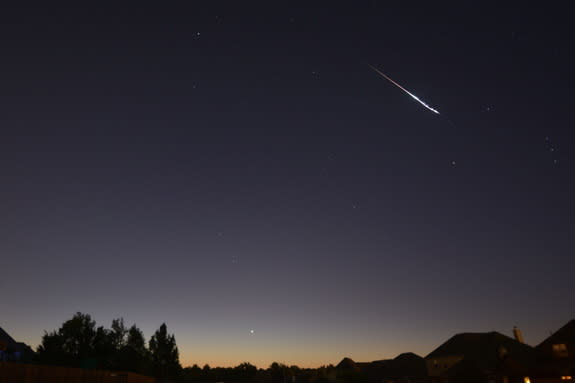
left=369, top=64, right=440, bottom=115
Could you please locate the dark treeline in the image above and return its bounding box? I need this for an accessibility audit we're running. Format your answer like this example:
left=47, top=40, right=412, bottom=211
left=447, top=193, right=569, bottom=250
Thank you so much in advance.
left=180, top=363, right=347, bottom=383
left=34, top=312, right=362, bottom=383
left=36, top=312, right=180, bottom=380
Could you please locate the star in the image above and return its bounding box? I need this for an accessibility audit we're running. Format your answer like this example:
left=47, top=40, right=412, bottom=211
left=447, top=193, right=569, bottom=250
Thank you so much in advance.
left=249, top=329, right=255, bottom=334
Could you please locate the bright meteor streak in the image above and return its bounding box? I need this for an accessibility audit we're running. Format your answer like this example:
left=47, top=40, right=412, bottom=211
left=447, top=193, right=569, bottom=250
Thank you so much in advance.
left=369, top=64, right=440, bottom=115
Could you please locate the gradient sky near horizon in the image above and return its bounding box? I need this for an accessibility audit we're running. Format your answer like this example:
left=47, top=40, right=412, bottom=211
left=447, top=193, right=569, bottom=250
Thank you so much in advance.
left=1, top=3, right=574, bottom=368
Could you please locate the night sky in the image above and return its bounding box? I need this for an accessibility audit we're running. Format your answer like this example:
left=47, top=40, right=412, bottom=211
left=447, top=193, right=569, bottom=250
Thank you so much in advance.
left=1, top=3, right=574, bottom=368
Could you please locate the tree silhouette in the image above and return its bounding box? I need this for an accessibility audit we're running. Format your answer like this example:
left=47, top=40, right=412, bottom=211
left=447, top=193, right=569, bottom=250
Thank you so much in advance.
left=36, top=330, right=68, bottom=366
left=60, top=312, right=97, bottom=363
left=92, top=325, right=116, bottom=369
left=110, top=318, right=128, bottom=350
left=126, top=324, right=146, bottom=352
left=236, top=362, right=258, bottom=379
left=149, top=323, right=181, bottom=379
left=116, top=324, right=151, bottom=375
left=37, top=312, right=100, bottom=367
left=269, top=362, right=294, bottom=383
left=36, top=312, right=153, bottom=374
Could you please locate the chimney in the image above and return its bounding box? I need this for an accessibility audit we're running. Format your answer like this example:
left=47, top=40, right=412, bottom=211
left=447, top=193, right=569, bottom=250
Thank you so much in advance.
left=513, top=326, right=525, bottom=343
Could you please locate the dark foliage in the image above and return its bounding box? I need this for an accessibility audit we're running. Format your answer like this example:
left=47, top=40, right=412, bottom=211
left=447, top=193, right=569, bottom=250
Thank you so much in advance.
left=36, top=312, right=178, bottom=379
left=35, top=313, right=380, bottom=383
left=149, top=323, right=181, bottom=380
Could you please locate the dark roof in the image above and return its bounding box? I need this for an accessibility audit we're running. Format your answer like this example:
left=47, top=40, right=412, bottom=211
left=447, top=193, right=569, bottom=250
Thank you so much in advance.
left=11, top=342, right=34, bottom=353
left=344, top=353, right=426, bottom=379
left=336, top=357, right=360, bottom=371
left=0, top=326, right=35, bottom=358
left=355, top=352, right=427, bottom=381
left=394, top=352, right=423, bottom=362
left=0, top=327, right=17, bottom=345
left=538, top=319, right=575, bottom=349
left=444, top=359, right=484, bottom=379
left=426, top=331, right=536, bottom=370
left=387, top=352, right=427, bottom=377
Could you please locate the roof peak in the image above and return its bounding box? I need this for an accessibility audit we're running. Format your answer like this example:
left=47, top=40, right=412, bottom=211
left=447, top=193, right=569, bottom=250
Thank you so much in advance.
left=537, top=318, right=575, bottom=348
left=0, top=326, right=17, bottom=344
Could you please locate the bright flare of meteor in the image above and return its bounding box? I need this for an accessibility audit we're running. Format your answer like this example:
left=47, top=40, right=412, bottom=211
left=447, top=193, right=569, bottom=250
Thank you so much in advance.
left=369, top=64, right=440, bottom=115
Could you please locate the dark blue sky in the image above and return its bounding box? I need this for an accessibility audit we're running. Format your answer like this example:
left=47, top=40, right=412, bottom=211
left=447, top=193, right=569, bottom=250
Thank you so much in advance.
left=1, top=3, right=574, bottom=367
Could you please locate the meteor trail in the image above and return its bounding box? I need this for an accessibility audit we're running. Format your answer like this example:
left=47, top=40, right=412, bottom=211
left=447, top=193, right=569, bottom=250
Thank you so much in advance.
left=369, top=64, right=440, bottom=115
